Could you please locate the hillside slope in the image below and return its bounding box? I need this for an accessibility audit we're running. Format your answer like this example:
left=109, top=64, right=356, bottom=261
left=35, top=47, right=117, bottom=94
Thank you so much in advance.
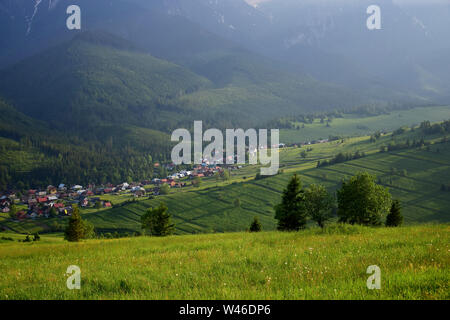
left=0, top=31, right=212, bottom=131
left=83, top=134, right=450, bottom=235
left=0, top=224, right=448, bottom=299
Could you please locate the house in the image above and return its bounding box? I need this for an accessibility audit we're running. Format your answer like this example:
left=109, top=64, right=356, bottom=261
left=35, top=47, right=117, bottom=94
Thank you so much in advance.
left=47, top=185, right=57, bottom=194
left=81, top=199, right=89, bottom=207
left=133, top=189, right=146, bottom=197
left=53, top=203, right=65, bottom=209
left=37, top=197, right=48, bottom=204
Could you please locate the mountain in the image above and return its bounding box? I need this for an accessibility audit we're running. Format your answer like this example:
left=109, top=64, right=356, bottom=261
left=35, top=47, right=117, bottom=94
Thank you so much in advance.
left=0, top=31, right=213, bottom=131
left=1, top=0, right=441, bottom=103
left=0, top=29, right=376, bottom=131
left=0, top=0, right=448, bottom=190
left=146, top=0, right=450, bottom=101
left=0, top=0, right=240, bottom=69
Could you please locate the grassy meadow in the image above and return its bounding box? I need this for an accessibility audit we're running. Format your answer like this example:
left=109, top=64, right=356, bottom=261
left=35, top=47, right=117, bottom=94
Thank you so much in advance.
left=0, top=224, right=448, bottom=300
left=280, top=105, right=450, bottom=143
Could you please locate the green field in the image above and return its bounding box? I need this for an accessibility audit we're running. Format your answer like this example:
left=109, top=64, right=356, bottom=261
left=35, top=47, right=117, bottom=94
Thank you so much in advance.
left=2, top=124, right=450, bottom=236
left=280, top=105, right=450, bottom=144
left=0, top=224, right=448, bottom=299
left=83, top=128, right=450, bottom=234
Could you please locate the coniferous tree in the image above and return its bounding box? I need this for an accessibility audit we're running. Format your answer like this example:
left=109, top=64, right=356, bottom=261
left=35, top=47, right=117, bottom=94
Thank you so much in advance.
left=64, top=206, right=85, bottom=242
left=274, top=174, right=307, bottom=231
left=249, top=216, right=262, bottom=232
left=386, top=200, right=403, bottom=227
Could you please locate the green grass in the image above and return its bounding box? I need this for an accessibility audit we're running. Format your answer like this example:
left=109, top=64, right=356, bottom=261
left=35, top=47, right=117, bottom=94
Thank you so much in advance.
left=280, top=106, right=450, bottom=144
left=0, top=224, right=448, bottom=300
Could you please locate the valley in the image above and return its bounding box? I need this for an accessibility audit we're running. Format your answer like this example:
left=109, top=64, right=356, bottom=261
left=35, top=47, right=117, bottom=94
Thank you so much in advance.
left=2, top=115, right=449, bottom=236
left=0, top=0, right=449, bottom=302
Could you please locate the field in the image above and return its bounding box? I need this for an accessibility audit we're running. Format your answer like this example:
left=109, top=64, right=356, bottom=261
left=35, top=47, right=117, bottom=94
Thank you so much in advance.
left=280, top=105, right=450, bottom=143
left=2, top=123, right=450, bottom=236
left=82, top=128, right=450, bottom=234
left=0, top=224, right=448, bottom=300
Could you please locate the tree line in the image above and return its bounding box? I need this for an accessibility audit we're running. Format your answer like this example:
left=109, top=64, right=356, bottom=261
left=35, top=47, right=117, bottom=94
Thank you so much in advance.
left=274, top=172, right=402, bottom=231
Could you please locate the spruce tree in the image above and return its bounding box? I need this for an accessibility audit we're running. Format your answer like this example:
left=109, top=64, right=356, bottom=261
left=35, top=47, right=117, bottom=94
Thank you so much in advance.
left=64, top=206, right=85, bottom=242
left=249, top=216, right=262, bottom=232
left=386, top=200, right=403, bottom=227
left=274, top=174, right=307, bottom=231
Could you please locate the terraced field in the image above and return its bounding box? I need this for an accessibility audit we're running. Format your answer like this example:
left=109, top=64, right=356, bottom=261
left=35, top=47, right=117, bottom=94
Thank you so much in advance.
left=83, top=130, right=450, bottom=235
left=2, top=124, right=449, bottom=236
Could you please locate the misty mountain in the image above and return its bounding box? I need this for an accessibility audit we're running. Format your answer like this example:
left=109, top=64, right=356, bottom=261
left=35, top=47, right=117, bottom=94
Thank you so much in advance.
left=0, top=29, right=373, bottom=135
left=0, top=0, right=448, bottom=133
left=2, top=0, right=449, bottom=103
left=143, top=0, right=450, bottom=100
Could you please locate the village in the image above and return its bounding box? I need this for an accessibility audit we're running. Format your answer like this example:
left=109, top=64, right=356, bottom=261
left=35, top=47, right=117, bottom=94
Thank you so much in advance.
left=0, top=140, right=332, bottom=222
left=0, top=161, right=243, bottom=222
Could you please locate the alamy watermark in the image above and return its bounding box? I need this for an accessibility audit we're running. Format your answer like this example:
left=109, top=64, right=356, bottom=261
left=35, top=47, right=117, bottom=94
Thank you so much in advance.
left=66, top=5, right=81, bottom=30
left=366, top=265, right=381, bottom=290
left=367, top=5, right=382, bottom=30
left=64, top=4, right=380, bottom=31
left=171, top=121, right=280, bottom=176
left=66, top=265, right=81, bottom=290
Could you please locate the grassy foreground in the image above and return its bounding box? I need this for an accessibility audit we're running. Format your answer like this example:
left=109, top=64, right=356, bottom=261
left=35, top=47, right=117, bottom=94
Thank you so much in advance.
left=0, top=224, right=448, bottom=300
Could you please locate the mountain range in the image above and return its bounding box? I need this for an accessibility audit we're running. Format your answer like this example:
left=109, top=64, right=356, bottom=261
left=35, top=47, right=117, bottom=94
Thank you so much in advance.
left=0, top=0, right=449, bottom=188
